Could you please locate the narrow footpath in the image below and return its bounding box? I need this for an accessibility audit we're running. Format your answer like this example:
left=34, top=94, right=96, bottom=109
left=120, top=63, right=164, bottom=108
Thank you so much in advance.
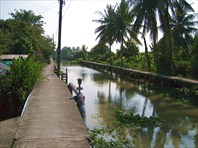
left=1, top=61, right=89, bottom=147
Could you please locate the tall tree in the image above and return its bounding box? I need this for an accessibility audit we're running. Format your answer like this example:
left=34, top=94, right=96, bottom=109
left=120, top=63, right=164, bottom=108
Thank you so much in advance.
left=130, top=0, right=160, bottom=71
left=93, top=4, right=117, bottom=65
left=170, top=1, right=197, bottom=51
left=191, top=34, right=198, bottom=79
left=115, top=0, right=140, bottom=49
left=0, top=9, right=53, bottom=62
left=10, top=9, right=44, bottom=32
left=158, top=0, right=195, bottom=74
left=82, top=45, right=88, bottom=60
left=94, top=1, right=141, bottom=65
left=130, top=0, right=195, bottom=74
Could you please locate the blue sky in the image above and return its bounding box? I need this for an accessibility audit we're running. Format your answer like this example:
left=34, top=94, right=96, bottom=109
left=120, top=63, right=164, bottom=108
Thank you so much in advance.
left=0, top=0, right=197, bottom=52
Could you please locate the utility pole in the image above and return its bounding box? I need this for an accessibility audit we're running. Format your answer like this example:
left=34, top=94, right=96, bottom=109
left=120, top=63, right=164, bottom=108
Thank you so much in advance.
left=52, top=34, right=55, bottom=60
left=57, top=0, right=64, bottom=77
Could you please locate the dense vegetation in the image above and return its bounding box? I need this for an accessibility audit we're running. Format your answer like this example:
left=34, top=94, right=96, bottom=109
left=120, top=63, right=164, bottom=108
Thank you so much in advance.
left=0, top=9, right=53, bottom=63
left=59, top=46, right=85, bottom=65
left=61, top=0, right=197, bottom=80
left=0, top=10, right=53, bottom=119
left=0, top=57, right=43, bottom=106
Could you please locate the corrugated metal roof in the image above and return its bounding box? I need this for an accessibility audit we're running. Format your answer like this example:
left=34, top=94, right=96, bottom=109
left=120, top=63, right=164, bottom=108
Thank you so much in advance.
left=0, top=63, right=9, bottom=70
left=0, top=63, right=9, bottom=75
left=1, top=61, right=12, bottom=66
left=0, top=54, right=28, bottom=60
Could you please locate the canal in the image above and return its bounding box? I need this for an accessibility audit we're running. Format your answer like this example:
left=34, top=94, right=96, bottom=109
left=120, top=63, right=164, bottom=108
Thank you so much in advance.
left=62, top=65, right=198, bottom=147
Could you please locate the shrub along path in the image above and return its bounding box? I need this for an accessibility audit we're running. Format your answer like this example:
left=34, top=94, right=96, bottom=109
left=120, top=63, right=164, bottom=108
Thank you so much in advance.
left=0, top=60, right=89, bottom=147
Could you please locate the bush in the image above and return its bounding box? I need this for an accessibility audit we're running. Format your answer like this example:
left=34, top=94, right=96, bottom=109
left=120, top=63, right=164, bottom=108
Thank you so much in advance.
left=0, top=56, right=43, bottom=102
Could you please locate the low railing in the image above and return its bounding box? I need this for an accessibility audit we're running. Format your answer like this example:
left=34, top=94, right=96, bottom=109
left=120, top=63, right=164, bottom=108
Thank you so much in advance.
left=55, top=65, right=86, bottom=122
left=81, top=60, right=198, bottom=89
left=68, top=80, right=86, bottom=122
left=60, top=68, right=68, bottom=84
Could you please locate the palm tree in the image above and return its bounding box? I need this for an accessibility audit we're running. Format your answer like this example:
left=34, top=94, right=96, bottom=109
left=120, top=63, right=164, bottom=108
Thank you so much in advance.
left=130, top=0, right=195, bottom=74
left=170, top=1, right=197, bottom=51
left=114, top=0, right=141, bottom=50
left=94, top=0, right=141, bottom=65
left=158, top=0, right=195, bottom=74
left=130, top=0, right=160, bottom=71
left=93, top=4, right=117, bottom=65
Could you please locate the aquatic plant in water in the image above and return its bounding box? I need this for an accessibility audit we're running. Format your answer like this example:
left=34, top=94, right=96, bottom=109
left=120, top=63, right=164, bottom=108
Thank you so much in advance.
left=88, top=109, right=165, bottom=147
left=114, top=109, right=165, bottom=127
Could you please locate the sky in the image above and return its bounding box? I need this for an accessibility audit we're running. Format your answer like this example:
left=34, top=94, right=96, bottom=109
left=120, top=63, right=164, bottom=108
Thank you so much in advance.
left=0, top=0, right=121, bottom=51
left=0, top=0, right=197, bottom=52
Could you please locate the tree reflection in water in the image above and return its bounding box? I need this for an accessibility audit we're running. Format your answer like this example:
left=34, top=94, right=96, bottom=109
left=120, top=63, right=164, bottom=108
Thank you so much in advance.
left=65, top=65, right=198, bottom=147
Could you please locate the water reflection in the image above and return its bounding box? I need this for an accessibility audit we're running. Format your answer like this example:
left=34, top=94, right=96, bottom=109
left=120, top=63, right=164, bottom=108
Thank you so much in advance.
left=62, top=66, right=198, bottom=147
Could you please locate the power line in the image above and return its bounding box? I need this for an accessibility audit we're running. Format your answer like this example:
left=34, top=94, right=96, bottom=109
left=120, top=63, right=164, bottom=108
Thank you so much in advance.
left=27, top=1, right=56, bottom=11
left=62, top=0, right=73, bottom=18
left=25, top=0, right=58, bottom=15
left=38, top=4, right=58, bottom=15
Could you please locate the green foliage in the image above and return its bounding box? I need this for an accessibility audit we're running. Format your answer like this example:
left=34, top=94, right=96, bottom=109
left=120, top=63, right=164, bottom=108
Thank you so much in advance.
left=60, top=46, right=86, bottom=64
left=88, top=127, right=131, bottom=148
left=61, top=46, right=80, bottom=60
left=90, top=0, right=197, bottom=78
left=88, top=109, right=165, bottom=147
left=0, top=75, right=12, bottom=92
left=117, top=40, right=139, bottom=60
left=191, top=34, right=198, bottom=79
left=159, top=87, right=198, bottom=106
left=114, top=109, right=164, bottom=128
left=170, top=3, right=197, bottom=50
left=10, top=9, right=44, bottom=28
left=0, top=9, right=54, bottom=62
left=87, top=109, right=165, bottom=147
left=155, top=37, right=172, bottom=75
left=88, top=44, right=111, bottom=63
left=0, top=56, right=43, bottom=102
left=174, top=60, right=191, bottom=78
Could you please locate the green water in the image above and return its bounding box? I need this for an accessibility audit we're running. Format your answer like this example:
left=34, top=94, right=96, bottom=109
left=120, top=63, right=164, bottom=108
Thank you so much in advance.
left=62, top=65, right=198, bottom=147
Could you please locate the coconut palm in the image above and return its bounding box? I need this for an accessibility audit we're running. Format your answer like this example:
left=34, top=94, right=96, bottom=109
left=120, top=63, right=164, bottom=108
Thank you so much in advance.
left=130, top=0, right=195, bottom=74
left=93, top=4, right=117, bottom=65
left=158, top=0, right=195, bottom=74
left=114, top=0, right=141, bottom=50
left=170, top=1, right=197, bottom=50
left=129, top=0, right=160, bottom=71
left=94, top=0, right=142, bottom=65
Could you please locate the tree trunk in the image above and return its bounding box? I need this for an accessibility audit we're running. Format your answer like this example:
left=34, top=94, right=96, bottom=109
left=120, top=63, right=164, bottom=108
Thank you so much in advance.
left=153, top=32, right=159, bottom=72
left=143, top=36, right=151, bottom=71
left=165, top=7, right=173, bottom=75
left=109, top=43, right=112, bottom=65
left=120, top=39, right=124, bottom=66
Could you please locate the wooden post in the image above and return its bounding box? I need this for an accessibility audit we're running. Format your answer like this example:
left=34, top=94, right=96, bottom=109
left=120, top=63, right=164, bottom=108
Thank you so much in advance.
left=57, top=0, right=64, bottom=77
left=65, top=68, right=68, bottom=84
left=61, top=73, right=63, bottom=80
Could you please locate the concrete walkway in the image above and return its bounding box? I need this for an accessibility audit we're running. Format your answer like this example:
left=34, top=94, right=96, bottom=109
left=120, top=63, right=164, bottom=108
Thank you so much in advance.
left=0, top=117, right=19, bottom=147
left=1, top=61, right=89, bottom=147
